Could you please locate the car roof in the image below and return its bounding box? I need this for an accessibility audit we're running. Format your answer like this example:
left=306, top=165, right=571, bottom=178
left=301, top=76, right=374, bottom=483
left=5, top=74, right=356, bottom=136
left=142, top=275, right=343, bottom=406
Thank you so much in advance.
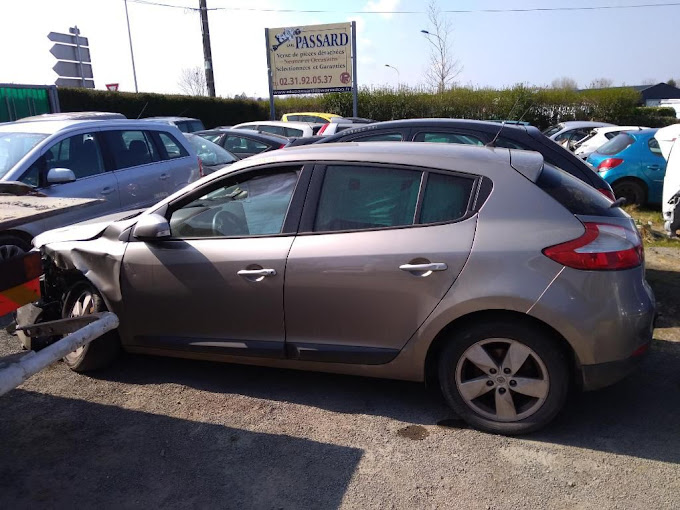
left=559, top=121, right=614, bottom=129
left=0, top=118, right=180, bottom=135
left=285, top=112, right=341, bottom=117
left=242, top=140, right=526, bottom=170
left=322, top=118, right=538, bottom=138
left=143, top=116, right=200, bottom=122
left=195, top=128, right=289, bottom=141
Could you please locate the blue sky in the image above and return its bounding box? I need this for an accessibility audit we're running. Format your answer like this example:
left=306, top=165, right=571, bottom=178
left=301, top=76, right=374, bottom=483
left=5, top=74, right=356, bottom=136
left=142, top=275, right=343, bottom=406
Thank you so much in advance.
left=0, top=0, right=678, bottom=96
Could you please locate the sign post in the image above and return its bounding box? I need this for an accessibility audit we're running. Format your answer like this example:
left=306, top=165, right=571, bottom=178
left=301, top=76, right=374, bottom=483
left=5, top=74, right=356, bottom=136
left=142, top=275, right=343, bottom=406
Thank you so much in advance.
left=265, top=22, right=358, bottom=118
left=351, top=21, right=358, bottom=118
left=49, top=27, right=94, bottom=89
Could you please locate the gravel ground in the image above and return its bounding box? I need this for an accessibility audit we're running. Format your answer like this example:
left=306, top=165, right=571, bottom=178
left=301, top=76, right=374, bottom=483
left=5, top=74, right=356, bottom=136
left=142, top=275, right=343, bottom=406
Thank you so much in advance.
left=1, top=251, right=679, bottom=509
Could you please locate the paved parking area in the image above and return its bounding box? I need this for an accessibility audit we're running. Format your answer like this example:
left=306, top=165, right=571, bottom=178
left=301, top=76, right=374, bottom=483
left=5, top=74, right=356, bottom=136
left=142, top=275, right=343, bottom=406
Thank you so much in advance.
left=1, top=251, right=679, bottom=509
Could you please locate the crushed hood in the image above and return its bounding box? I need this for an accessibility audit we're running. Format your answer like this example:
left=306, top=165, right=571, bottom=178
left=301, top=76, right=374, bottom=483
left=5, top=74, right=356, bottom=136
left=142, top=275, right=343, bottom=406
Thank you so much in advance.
left=33, top=209, right=145, bottom=248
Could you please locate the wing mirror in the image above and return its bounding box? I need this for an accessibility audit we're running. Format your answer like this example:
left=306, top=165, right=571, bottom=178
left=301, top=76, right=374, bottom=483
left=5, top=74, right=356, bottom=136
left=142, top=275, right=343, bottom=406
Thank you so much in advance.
left=46, top=168, right=76, bottom=184
left=132, top=213, right=171, bottom=240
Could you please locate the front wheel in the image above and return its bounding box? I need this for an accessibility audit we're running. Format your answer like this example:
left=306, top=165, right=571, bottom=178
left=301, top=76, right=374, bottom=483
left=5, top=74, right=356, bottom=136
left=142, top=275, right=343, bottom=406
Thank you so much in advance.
left=438, top=320, right=569, bottom=435
left=61, top=283, right=120, bottom=372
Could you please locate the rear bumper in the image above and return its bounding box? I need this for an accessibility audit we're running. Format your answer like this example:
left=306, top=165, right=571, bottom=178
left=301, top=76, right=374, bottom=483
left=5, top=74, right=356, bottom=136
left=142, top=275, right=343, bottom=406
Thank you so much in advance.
left=580, top=342, right=650, bottom=391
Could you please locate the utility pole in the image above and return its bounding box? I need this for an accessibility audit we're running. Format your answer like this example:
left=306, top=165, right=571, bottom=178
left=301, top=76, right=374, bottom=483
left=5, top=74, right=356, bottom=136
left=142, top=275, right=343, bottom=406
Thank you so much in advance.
left=124, top=0, right=139, bottom=92
left=199, top=0, right=216, bottom=97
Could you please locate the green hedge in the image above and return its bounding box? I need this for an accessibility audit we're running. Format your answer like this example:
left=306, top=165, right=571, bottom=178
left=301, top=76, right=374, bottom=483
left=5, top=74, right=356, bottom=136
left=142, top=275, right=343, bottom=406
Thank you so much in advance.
left=58, top=88, right=267, bottom=128
left=59, top=86, right=678, bottom=131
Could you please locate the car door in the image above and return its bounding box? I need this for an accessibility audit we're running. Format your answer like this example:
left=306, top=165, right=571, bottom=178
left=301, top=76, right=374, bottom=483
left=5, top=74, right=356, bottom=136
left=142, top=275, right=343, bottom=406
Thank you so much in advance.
left=284, top=163, right=479, bottom=363
left=153, top=130, right=199, bottom=196
left=21, top=129, right=121, bottom=232
left=643, top=136, right=668, bottom=202
left=101, top=129, right=168, bottom=210
left=118, top=164, right=311, bottom=357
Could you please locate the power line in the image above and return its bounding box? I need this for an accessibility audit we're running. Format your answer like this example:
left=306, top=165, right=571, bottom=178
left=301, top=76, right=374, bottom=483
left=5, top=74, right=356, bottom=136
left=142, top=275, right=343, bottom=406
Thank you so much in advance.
left=125, top=0, right=680, bottom=14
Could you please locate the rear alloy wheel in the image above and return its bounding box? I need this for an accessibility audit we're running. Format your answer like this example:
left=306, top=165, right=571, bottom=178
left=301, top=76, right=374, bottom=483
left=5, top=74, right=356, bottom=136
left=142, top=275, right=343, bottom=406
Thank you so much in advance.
left=612, top=180, right=646, bottom=206
left=62, top=283, right=120, bottom=372
left=0, top=235, right=31, bottom=261
left=439, top=321, right=569, bottom=435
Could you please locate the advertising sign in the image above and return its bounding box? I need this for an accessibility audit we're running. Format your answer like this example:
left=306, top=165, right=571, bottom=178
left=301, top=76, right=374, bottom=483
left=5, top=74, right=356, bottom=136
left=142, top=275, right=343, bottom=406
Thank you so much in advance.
left=267, top=22, right=353, bottom=95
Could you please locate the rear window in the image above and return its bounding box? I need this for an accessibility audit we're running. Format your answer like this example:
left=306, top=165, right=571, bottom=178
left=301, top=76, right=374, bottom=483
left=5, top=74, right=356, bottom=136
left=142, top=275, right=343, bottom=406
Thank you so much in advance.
left=596, top=133, right=634, bottom=156
left=537, top=164, right=626, bottom=217
left=157, top=132, right=190, bottom=159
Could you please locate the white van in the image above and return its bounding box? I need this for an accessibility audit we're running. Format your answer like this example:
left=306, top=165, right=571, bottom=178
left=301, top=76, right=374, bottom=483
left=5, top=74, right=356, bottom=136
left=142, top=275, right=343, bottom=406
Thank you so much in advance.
left=655, top=123, right=680, bottom=161
left=662, top=137, right=680, bottom=235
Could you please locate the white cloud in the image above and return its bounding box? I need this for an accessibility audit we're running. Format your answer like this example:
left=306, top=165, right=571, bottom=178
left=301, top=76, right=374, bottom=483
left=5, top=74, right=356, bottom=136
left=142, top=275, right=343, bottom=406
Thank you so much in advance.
left=364, top=0, right=401, bottom=20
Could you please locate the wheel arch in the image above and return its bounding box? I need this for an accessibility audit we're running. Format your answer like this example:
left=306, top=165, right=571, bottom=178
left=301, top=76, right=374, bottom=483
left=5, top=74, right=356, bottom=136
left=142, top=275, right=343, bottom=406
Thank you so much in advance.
left=0, top=229, right=34, bottom=249
left=423, top=309, right=578, bottom=389
left=610, top=176, right=648, bottom=199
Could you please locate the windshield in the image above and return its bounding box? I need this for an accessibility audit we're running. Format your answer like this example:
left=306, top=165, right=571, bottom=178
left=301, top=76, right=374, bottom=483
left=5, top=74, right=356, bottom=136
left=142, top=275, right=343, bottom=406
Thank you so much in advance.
left=596, top=133, right=635, bottom=156
left=185, top=134, right=237, bottom=166
left=542, top=124, right=563, bottom=137
left=0, top=132, right=48, bottom=178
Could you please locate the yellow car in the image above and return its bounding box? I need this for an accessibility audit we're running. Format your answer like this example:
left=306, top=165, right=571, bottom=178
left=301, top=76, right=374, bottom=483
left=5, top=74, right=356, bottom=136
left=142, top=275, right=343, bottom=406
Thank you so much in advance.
left=281, top=112, right=341, bottom=123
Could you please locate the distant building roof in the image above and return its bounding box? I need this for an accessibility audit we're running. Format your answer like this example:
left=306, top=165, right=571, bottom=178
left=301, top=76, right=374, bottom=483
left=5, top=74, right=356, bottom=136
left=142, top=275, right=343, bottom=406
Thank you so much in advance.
left=580, top=82, right=680, bottom=102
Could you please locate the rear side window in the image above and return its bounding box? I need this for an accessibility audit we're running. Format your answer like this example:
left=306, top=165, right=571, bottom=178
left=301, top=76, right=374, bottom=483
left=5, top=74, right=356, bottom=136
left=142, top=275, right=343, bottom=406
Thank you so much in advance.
left=419, top=173, right=475, bottom=224
left=537, top=164, right=627, bottom=218
left=648, top=137, right=662, bottom=156
left=596, top=133, right=634, bottom=155
left=260, top=125, right=286, bottom=136
left=285, top=127, right=304, bottom=137
left=157, top=132, right=190, bottom=160
left=104, top=130, right=158, bottom=169
left=189, top=120, right=205, bottom=132
left=286, top=115, right=301, bottom=121
left=224, top=135, right=270, bottom=154
left=414, top=132, right=484, bottom=146
left=314, top=165, right=421, bottom=231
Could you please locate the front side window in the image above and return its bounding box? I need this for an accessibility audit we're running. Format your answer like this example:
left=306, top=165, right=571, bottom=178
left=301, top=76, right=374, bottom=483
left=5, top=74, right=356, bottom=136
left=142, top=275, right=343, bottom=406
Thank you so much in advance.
left=45, top=132, right=105, bottom=179
left=104, top=130, right=157, bottom=169
left=414, top=132, right=484, bottom=146
left=352, top=132, right=403, bottom=142
left=419, top=173, right=474, bottom=224
left=314, top=165, right=421, bottom=232
left=169, top=170, right=299, bottom=238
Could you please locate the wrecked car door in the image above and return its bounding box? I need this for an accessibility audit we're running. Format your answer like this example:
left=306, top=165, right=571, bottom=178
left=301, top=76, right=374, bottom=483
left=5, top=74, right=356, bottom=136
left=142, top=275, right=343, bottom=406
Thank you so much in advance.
left=118, top=165, right=309, bottom=359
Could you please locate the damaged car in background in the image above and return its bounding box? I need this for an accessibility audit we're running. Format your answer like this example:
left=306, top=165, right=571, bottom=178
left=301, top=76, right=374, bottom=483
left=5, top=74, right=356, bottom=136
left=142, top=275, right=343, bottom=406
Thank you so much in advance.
left=17, top=142, right=655, bottom=435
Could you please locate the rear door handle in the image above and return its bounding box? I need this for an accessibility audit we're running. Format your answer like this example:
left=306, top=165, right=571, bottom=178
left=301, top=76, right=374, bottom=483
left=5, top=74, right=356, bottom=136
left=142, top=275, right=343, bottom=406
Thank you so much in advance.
left=237, top=269, right=277, bottom=277
left=160, top=173, right=170, bottom=180
left=399, top=263, right=448, bottom=272
left=100, top=186, right=115, bottom=195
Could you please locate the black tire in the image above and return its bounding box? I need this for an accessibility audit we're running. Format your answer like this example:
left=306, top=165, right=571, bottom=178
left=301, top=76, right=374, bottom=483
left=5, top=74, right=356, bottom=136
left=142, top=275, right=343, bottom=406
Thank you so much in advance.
left=438, top=320, right=569, bottom=435
left=612, top=180, right=646, bottom=206
left=0, top=234, right=31, bottom=261
left=61, top=282, right=120, bottom=372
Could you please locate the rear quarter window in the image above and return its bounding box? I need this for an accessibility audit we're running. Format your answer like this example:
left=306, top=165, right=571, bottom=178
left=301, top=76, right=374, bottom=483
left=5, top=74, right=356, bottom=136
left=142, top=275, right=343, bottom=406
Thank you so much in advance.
left=537, top=164, right=626, bottom=217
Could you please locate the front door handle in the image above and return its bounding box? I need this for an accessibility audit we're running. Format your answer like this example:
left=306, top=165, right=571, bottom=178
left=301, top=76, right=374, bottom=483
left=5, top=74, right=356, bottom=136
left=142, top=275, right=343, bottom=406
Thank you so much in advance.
left=100, top=186, right=115, bottom=195
left=399, top=263, right=448, bottom=272
left=237, top=268, right=277, bottom=277
left=160, top=173, right=170, bottom=180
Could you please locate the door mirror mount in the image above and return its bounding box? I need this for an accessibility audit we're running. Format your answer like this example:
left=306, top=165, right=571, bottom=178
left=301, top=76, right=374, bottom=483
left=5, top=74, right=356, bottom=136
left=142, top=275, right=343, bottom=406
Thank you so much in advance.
left=133, top=213, right=172, bottom=241
left=46, top=168, right=76, bottom=184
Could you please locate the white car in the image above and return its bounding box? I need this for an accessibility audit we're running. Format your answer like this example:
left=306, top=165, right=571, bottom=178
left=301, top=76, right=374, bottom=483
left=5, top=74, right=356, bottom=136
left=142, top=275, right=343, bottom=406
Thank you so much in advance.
left=232, top=120, right=321, bottom=138
left=654, top=123, right=680, bottom=161
left=542, top=121, right=614, bottom=145
left=662, top=137, right=680, bottom=235
left=574, top=126, right=648, bottom=160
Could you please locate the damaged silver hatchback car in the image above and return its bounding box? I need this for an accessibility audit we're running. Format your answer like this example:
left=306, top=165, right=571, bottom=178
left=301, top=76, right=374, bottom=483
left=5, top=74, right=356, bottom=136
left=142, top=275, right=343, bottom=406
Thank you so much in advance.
left=18, top=142, right=655, bottom=434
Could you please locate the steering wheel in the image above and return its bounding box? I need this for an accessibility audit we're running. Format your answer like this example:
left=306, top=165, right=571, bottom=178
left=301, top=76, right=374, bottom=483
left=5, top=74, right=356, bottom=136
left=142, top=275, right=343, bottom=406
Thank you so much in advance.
left=212, top=210, right=242, bottom=236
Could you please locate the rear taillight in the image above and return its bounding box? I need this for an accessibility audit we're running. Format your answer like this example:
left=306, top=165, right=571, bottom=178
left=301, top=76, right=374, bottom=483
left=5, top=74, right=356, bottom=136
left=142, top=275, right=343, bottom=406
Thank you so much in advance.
left=198, top=157, right=204, bottom=178
left=598, top=188, right=616, bottom=201
left=279, top=143, right=287, bottom=149
left=597, top=158, right=624, bottom=172
left=543, top=222, right=643, bottom=270
left=318, top=123, right=329, bottom=134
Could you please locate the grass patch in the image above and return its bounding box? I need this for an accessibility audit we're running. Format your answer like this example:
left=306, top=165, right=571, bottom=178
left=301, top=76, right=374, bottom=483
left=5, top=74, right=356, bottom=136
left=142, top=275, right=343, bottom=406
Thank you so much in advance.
left=624, top=205, right=680, bottom=247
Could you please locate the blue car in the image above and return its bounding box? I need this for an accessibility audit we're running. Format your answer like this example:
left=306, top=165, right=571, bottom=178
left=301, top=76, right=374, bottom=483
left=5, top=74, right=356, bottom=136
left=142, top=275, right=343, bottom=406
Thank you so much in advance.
left=586, top=129, right=666, bottom=205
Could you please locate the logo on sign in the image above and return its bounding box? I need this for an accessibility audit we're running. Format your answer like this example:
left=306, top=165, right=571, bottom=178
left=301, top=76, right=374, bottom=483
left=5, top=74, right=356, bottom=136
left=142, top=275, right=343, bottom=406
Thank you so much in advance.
left=272, top=28, right=301, bottom=51
left=340, top=72, right=351, bottom=84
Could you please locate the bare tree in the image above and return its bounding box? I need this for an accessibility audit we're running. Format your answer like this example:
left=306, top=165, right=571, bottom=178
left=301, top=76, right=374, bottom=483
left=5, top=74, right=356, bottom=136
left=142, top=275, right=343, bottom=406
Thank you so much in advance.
left=423, top=0, right=462, bottom=93
left=587, top=77, right=614, bottom=89
left=641, top=78, right=658, bottom=85
left=178, top=66, right=208, bottom=96
left=550, top=76, right=579, bottom=90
